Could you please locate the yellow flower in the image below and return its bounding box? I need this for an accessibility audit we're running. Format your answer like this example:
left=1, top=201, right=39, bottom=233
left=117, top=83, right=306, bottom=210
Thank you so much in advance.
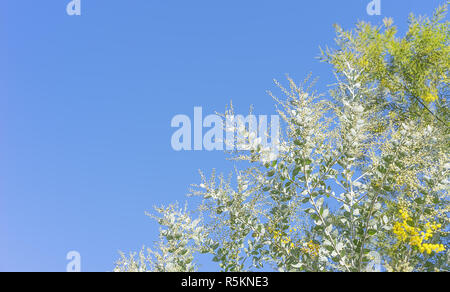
left=421, top=90, right=438, bottom=103
left=301, top=240, right=320, bottom=257
left=393, top=209, right=445, bottom=255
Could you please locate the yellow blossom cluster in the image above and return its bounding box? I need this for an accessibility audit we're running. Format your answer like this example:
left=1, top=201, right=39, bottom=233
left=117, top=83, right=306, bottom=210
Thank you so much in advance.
left=301, top=240, right=320, bottom=257
left=268, top=226, right=297, bottom=249
left=371, top=122, right=386, bottom=134
left=267, top=226, right=320, bottom=257
left=393, top=169, right=418, bottom=187
left=421, top=89, right=438, bottom=103
left=393, top=209, right=445, bottom=254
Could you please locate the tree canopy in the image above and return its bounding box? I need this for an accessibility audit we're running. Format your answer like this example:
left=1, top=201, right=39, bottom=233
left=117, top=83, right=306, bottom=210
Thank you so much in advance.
left=114, top=3, right=449, bottom=272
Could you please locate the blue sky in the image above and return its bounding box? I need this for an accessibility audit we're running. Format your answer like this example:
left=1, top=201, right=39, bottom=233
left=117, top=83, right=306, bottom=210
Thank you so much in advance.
left=0, top=0, right=442, bottom=271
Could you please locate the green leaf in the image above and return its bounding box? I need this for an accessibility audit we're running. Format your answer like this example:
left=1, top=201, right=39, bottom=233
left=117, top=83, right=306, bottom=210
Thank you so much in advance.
left=414, top=198, right=425, bottom=205
left=292, top=167, right=301, bottom=178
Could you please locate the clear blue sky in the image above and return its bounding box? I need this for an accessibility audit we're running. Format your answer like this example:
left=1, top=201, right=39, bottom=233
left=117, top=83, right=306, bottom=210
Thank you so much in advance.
left=0, top=0, right=442, bottom=271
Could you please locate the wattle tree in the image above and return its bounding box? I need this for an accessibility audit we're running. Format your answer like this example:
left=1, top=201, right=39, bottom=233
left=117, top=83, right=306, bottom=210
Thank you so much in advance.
left=114, top=3, right=449, bottom=272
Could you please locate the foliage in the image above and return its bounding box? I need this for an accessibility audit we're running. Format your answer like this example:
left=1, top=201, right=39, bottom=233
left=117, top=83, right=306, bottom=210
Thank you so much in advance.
left=115, top=4, right=449, bottom=272
left=320, top=3, right=449, bottom=128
